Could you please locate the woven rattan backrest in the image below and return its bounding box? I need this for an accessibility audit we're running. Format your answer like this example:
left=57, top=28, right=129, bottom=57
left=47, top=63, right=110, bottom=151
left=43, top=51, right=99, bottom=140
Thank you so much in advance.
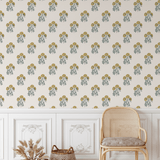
left=102, top=107, right=140, bottom=138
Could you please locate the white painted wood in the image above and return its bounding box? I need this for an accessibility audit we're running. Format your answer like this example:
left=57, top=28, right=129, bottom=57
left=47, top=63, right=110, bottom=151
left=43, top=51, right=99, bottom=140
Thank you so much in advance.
left=152, top=114, right=160, bottom=160
left=0, top=109, right=159, bottom=114
left=9, top=114, right=56, bottom=160
left=0, top=109, right=158, bottom=160
left=57, top=114, right=101, bottom=159
left=0, top=114, right=8, bottom=160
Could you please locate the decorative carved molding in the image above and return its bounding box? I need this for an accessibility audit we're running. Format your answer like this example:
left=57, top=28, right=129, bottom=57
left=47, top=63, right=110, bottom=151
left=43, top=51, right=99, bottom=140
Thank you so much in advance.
left=22, top=124, right=43, bottom=134
left=70, top=124, right=91, bottom=134
left=75, top=143, right=91, bottom=153
left=69, top=124, right=92, bottom=153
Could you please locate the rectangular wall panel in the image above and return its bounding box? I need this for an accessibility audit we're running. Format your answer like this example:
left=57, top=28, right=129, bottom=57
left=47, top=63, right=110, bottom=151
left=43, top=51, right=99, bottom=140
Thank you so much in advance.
left=152, top=114, right=160, bottom=160
left=9, top=114, right=56, bottom=160
left=0, top=114, right=8, bottom=160
left=57, top=114, right=101, bottom=159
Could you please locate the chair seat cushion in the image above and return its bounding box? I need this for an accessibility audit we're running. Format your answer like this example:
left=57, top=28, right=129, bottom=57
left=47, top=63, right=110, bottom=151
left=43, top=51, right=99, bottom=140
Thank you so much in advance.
left=102, top=137, right=145, bottom=147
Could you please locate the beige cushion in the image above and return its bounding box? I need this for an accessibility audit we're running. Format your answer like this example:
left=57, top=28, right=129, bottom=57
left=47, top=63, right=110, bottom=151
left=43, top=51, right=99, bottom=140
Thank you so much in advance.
left=102, top=137, right=145, bottom=147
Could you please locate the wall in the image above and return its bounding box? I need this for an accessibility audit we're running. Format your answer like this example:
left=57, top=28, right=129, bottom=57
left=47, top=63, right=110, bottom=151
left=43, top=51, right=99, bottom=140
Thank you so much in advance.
left=0, top=0, right=160, bottom=109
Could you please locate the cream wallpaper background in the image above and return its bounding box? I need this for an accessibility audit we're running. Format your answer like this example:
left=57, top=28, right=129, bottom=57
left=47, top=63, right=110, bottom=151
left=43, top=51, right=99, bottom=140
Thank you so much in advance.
left=0, top=0, right=160, bottom=109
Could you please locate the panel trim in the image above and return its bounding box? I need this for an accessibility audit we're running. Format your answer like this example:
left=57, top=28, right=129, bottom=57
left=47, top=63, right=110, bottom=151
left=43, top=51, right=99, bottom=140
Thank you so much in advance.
left=0, top=109, right=159, bottom=114
left=57, top=114, right=101, bottom=159
left=152, top=114, right=160, bottom=160
left=0, top=118, right=4, bottom=160
left=0, top=114, right=8, bottom=160
left=9, top=114, right=55, bottom=160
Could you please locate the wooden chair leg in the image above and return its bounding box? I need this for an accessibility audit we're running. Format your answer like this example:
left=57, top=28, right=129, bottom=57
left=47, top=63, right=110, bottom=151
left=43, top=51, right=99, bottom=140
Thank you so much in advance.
left=145, top=148, right=149, bottom=160
left=99, top=147, right=102, bottom=160
left=135, top=151, right=138, bottom=160
left=137, top=148, right=147, bottom=160
left=103, top=148, right=106, bottom=160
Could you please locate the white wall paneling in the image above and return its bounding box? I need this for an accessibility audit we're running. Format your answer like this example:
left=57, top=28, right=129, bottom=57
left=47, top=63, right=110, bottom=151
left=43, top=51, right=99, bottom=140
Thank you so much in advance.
left=152, top=114, right=160, bottom=160
left=0, top=109, right=159, bottom=160
left=0, top=114, right=8, bottom=160
left=9, top=114, right=56, bottom=160
left=57, top=114, right=101, bottom=160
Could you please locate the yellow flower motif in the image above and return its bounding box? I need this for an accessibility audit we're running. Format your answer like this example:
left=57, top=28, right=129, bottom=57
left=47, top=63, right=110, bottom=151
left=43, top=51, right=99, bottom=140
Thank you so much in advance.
left=30, top=106, right=34, bottom=109
left=72, top=85, right=76, bottom=88
left=114, top=85, right=118, bottom=88
left=19, top=95, right=23, bottom=99
left=9, top=106, right=13, bottom=109
left=155, top=66, right=158, bottom=69
left=62, top=95, right=66, bottom=99
left=102, top=12, right=106, bottom=17
left=147, top=95, right=151, bottom=99
left=40, top=95, right=44, bottom=99
left=126, top=95, right=129, bottom=99
left=144, top=34, right=147, bottom=38
left=29, top=85, right=33, bottom=89
left=155, top=44, right=158, bottom=48
left=147, top=32, right=151, bottom=35
left=91, top=44, right=94, bottom=48
left=91, top=2, right=94, bottom=5
left=59, top=12, right=62, bottom=17
left=94, top=106, right=98, bottom=109
left=134, top=87, right=137, bottom=91
left=126, top=53, right=130, bottom=57
left=51, top=85, right=55, bottom=88
left=62, top=10, right=66, bottom=14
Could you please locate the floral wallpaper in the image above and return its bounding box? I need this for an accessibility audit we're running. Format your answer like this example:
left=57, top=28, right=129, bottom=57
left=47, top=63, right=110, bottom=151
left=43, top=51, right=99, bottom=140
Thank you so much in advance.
left=0, top=0, right=160, bottom=109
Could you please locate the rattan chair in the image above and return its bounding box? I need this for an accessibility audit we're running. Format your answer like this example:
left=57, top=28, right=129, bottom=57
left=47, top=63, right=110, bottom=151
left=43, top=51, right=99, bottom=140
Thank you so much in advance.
left=99, top=107, right=148, bottom=160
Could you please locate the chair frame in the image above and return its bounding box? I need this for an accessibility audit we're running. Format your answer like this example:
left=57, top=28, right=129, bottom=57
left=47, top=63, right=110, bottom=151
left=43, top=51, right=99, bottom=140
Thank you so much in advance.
left=99, top=107, right=148, bottom=160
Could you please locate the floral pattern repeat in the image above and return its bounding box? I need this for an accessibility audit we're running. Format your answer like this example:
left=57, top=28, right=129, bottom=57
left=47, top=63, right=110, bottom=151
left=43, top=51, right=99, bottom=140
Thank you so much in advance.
left=0, top=0, right=159, bottom=109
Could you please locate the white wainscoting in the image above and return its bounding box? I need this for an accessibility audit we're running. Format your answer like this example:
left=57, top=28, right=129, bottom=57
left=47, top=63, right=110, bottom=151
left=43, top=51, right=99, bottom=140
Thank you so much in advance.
left=57, top=114, right=100, bottom=159
left=152, top=115, right=160, bottom=160
left=0, top=109, right=159, bottom=160
left=0, top=114, right=8, bottom=160
left=9, top=114, right=56, bottom=160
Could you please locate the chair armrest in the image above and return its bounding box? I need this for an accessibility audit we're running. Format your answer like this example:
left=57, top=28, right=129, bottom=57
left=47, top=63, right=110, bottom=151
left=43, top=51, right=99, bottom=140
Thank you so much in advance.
left=139, top=127, right=147, bottom=144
